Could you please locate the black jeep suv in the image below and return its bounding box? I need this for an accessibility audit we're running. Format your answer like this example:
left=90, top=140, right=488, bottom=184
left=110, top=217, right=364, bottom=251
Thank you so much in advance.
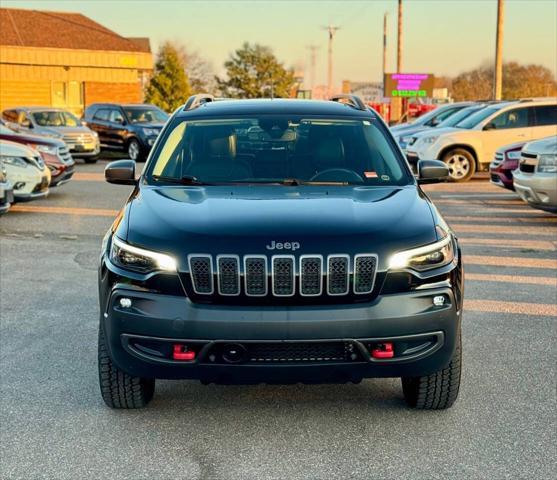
left=83, top=103, right=168, bottom=161
left=99, top=94, right=463, bottom=410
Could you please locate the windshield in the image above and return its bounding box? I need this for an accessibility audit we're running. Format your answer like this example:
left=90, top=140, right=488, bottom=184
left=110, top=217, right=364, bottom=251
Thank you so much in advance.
left=146, top=116, right=411, bottom=186
left=32, top=110, right=79, bottom=127
left=438, top=105, right=485, bottom=128
left=124, top=107, right=168, bottom=124
left=456, top=106, right=501, bottom=129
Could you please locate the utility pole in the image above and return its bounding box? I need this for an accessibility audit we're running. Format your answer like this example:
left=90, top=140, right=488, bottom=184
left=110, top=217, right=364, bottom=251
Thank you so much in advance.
left=306, top=45, right=319, bottom=91
left=494, top=0, right=504, bottom=100
left=323, top=24, right=340, bottom=97
left=382, top=12, right=388, bottom=86
left=397, top=0, right=403, bottom=73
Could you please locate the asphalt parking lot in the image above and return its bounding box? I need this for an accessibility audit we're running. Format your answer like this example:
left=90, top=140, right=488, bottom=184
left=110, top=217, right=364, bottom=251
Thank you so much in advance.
left=1, top=161, right=556, bottom=480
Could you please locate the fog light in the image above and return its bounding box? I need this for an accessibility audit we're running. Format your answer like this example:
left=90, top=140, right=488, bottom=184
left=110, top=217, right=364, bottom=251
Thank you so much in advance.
left=119, top=297, right=132, bottom=308
left=433, top=295, right=445, bottom=306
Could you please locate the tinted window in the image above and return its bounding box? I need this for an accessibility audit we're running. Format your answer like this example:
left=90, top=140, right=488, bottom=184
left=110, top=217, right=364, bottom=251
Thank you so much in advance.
left=490, top=107, right=529, bottom=129
left=438, top=105, right=485, bottom=128
left=533, top=105, right=557, bottom=126
left=93, top=109, right=110, bottom=121
left=109, top=109, right=125, bottom=124
left=147, top=116, right=411, bottom=186
left=456, top=106, right=502, bottom=129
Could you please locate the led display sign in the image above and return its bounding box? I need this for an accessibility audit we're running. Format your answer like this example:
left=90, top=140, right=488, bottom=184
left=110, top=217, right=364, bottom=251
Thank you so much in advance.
left=384, top=73, right=435, bottom=98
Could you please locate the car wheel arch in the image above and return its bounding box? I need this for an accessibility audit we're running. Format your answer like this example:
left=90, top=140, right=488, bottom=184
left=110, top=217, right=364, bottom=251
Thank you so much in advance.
left=439, top=144, right=478, bottom=169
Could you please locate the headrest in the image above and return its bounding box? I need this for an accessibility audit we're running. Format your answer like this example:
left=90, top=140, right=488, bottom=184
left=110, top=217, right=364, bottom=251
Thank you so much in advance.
left=314, top=137, right=345, bottom=168
left=208, top=134, right=236, bottom=158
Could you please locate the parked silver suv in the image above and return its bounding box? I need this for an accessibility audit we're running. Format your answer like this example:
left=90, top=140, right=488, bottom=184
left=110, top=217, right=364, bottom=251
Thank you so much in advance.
left=513, top=135, right=557, bottom=212
left=2, top=107, right=100, bottom=163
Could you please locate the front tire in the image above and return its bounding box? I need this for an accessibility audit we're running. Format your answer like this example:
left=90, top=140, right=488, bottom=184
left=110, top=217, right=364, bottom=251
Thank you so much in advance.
left=98, top=327, right=155, bottom=409
left=127, top=138, right=143, bottom=162
left=401, top=331, right=462, bottom=410
left=443, top=148, right=476, bottom=182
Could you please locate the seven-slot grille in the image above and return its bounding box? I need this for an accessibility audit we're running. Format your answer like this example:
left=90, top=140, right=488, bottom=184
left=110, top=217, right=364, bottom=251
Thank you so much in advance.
left=188, top=253, right=378, bottom=298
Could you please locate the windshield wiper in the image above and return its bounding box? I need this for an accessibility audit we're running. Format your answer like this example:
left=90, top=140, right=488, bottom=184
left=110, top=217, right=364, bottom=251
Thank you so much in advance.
left=152, top=175, right=212, bottom=185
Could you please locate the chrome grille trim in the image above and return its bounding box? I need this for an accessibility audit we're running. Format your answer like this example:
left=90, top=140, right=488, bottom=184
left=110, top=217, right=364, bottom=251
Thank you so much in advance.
left=299, top=255, right=323, bottom=297
left=244, top=255, right=268, bottom=297
left=353, top=254, right=378, bottom=294
left=188, top=254, right=214, bottom=294
left=327, top=254, right=350, bottom=296
left=216, top=255, right=240, bottom=296
left=271, top=255, right=295, bottom=297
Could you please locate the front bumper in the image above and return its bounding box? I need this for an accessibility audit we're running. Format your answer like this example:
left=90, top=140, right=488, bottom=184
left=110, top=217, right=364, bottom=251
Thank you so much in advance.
left=0, top=182, right=14, bottom=213
left=489, top=161, right=516, bottom=190
left=50, top=165, right=75, bottom=187
left=70, top=144, right=100, bottom=158
left=513, top=171, right=557, bottom=211
left=101, top=283, right=461, bottom=382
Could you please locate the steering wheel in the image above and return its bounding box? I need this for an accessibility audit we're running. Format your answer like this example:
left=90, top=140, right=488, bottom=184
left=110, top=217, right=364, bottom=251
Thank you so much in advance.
left=309, top=168, right=364, bottom=184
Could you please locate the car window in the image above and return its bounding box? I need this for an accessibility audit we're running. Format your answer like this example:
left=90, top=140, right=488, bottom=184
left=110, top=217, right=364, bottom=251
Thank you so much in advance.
left=109, top=109, right=125, bottom=124
left=438, top=106, right=484, bottom=128
left=124, top=107, right=168, bottom=124
left=32, top=110, right=79, bottom=127
left=2, top=110, right=18, bottom=122
left=147, top=116, right=411, bottom=186
left=425, top=106, right=462, bottom=126
left=93, top=109, right=110, bottom=121
left=489, top=107, right=529, bottom=129
left=19, top=112, right=32, bottom=126
left=533, top=105, right=557, bottom=126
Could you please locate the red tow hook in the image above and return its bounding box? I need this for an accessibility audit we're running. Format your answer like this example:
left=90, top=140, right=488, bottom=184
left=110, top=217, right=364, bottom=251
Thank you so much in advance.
left=371, top=342, right=394, bottom=359
left=172, top=344, right=196, bottom=361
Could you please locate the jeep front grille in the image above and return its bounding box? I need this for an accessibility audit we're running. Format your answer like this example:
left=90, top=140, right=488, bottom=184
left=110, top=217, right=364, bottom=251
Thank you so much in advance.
left=187, top=253, right=378, bottom=298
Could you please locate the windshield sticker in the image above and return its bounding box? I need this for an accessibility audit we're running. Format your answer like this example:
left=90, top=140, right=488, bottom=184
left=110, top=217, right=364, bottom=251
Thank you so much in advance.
left=364, top=171, right=378, bottom=178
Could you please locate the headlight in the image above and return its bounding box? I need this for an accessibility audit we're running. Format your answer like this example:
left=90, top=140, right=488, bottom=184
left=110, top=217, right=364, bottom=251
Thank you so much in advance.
left=538, top=153, right=557, bottom=173
left=422, top=135, right=439, bottom=145
left=389, top=234, right=455, bottom=272
left=32, top=144, right=57, bottom=155
left=2, top=156, right=28, bottom=168
left=90, top=131, right=98, bottom=138
left=142, top=128, right=159, bottom=137
left=401, top=135, right=413, bottom=145
left=110, top=236, right=177, bottom=273
left=506, top=151, right=521, bottom=160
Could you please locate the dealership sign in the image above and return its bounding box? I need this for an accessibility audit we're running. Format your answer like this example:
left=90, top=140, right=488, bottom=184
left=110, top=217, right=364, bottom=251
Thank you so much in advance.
left=384, top=73, right=435, bottom=98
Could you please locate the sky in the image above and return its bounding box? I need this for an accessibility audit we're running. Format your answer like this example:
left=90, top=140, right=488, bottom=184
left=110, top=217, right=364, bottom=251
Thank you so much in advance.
left=3, top=0, right=557, bottom=88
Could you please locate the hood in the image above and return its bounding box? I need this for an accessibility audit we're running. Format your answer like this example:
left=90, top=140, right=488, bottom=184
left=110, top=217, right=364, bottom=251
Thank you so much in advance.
left=496, top=140, right=527, bottom=154
left=133, top=122, right=165, bottom=129
left=390, top=122, right=417, bottom=133
left=0, top=131, right=64, bottom=147
left=523, top=135, right=557, bottom=155
left=0, top=139, right=38, bottom=157
left=124, top=185, right=438, bottom=272
left=414, top=127, right=460, bottom=141
left=36, top=126, right=94, bottom=137
left=396, top=125, right=431, bottom=139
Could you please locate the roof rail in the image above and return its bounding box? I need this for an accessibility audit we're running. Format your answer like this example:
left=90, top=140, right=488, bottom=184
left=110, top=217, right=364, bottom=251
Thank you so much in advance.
left=329, top=94, right=367, bottom=111
left=518, top=96, right=557, bottom=103
left=183, top=94, right=215, bottom=111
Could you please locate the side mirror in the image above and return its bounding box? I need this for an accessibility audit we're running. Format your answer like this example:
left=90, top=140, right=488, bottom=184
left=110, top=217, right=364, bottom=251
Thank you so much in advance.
left=105, top=160, right=136, bottom=185
left=483, top=122, right=496, bottom=131
left=417, top=159, right=449, bottom=184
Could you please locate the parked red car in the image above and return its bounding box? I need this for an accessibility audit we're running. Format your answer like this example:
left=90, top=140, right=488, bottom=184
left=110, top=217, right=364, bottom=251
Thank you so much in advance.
left=490, top=141, right=526, bottom=191
left=0, top=121, right=75, bottom=187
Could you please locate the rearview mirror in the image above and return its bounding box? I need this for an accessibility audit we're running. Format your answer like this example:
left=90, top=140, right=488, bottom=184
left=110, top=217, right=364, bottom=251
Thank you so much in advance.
left=417, top=160, right=449, bottom=184
left=105, top=160, right=136, bottom=185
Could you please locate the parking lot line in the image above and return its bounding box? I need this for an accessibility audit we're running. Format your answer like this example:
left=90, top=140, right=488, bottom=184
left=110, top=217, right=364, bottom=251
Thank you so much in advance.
left=452, top=224, right=555, bottom=236
left=466, top=273, right=557, bottom=286
left=466, top=255, right=557, bottom=269
left=465, top=299, right=557, bottom=317
left=9, top=205, right=119, bottom=217
left=459, top=238, right=556, bottom=250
